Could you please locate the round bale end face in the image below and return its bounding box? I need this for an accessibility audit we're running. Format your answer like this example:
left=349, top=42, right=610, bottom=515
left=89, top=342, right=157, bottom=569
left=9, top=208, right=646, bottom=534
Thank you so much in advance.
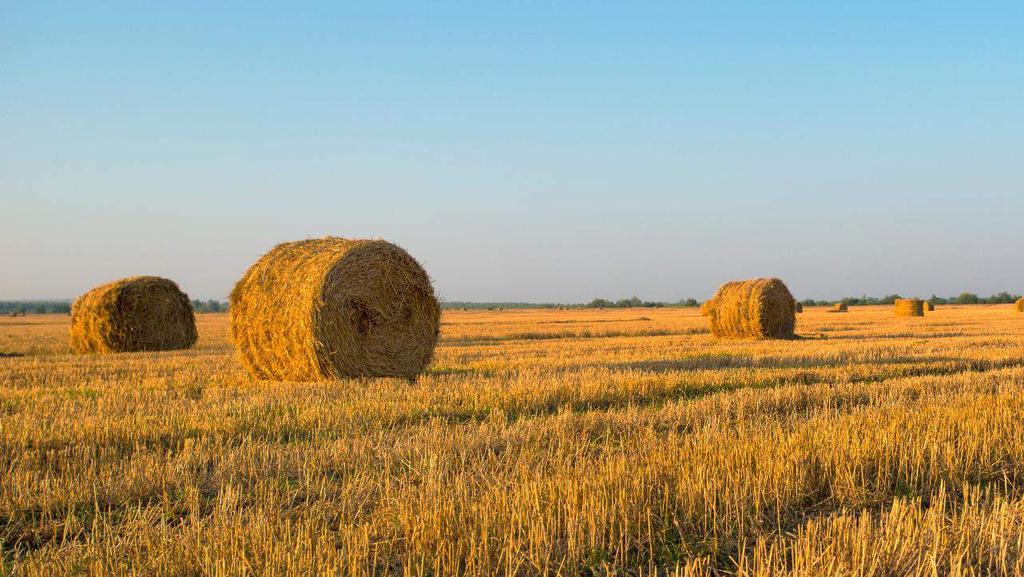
left=230, top=237, right=440, bottom=381
left=70, top=276, right=197, bottom=354
left=708, top=278, right=796, bottom=339
left=315, top=241, right=441, bottom=379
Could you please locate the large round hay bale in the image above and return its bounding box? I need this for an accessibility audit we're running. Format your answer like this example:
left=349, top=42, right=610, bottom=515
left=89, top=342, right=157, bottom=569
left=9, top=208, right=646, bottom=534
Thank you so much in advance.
left=831, top=303, right=848, bottom=313
left=707, top=278, right=796, bottom=339
left=230, top=237, right=440, bottom=381
left=70, top=276, right=197, bottom=354
left=894, top=298, right=925, bottom=317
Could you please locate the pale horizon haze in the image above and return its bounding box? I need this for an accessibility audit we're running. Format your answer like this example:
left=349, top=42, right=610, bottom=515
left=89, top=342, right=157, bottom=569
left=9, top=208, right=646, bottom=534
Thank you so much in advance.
left=2, top=3, right=1022, bottom=302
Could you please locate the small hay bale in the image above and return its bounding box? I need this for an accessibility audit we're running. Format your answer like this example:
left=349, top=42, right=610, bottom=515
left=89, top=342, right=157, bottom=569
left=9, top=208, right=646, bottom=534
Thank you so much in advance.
left=832, top=303, right=848, bottom=313
left=894, top=298, right=925, bottom=317
left=1016, top=298, right=1024, bottom=312
left=230, top=237, right=440, bottom=381
left=794, top=301, right=803, bottom=313
left=707, top=278, right=796, bottom=339
left=924, top=301, right=935, bottom=312
left=70, top=276, right=197, bottom=354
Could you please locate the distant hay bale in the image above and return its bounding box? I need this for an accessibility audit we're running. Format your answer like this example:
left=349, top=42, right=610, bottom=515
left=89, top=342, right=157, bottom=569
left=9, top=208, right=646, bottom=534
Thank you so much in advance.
left=1016, top=298, right=1024, bottom=313
left=707, top=278, right=796, bottom=339
left=70, top=276, right=197, bottom=354
left=230, top=237, right=440, bottom=381
left=924, top=301, right=935, bottom=311
left=894, top=298, right=925, bottom=317
left=794, top=301, right=803, bottom=313
left=832, top=303, right=848, bottom=313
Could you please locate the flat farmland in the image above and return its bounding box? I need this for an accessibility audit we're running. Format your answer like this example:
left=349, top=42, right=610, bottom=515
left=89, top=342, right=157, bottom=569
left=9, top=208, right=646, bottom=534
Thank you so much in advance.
left=3, top=305, right=1024, bottom=576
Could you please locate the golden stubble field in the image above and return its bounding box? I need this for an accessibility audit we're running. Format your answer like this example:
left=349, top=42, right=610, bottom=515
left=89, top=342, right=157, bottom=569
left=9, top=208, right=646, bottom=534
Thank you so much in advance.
left=3, top=305, right=1024, bottom=576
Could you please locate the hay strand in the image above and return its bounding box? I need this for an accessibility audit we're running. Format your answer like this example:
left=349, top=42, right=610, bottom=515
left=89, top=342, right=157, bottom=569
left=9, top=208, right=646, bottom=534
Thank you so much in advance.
left=70, top=276, right=197, bottom=354
left=707, top=278, right=796, bottom=339
left=894, top=298, right=925, bottom=317
left=230, top=237, right=440, bottom=381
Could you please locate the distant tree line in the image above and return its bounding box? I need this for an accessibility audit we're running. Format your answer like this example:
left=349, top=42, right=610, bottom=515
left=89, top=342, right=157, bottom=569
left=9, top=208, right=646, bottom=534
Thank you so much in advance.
left=446, top=292, right=1023, bottom=310
left=0, top=300, right=231, bottom=315
left=440, top=297, right=704, bottom=311
left=586, top=297, right=702, bottom=308
left=800, top=292, right=1021, bottom=307
left=191, top=300, right=228, bottom=313
left=0, top=301, right=72, bottom=315
left=442, top=301, right=569, bottom=310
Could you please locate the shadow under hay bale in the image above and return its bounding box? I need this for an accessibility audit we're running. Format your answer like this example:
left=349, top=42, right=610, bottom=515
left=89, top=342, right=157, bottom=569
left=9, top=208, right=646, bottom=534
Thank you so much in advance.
left=895, top=298, right=925, bottom=317
left=230, top=237, right=441, bottom=381
left=70, top=276, right=197, bottom=354
left=707, top=278, right=796, bottom=339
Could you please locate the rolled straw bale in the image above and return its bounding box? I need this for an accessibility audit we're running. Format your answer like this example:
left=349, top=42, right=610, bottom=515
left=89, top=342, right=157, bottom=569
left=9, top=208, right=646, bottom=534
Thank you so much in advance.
left=924, top=301, right=935, bottom=312
left=831, top=303, right=848, bottom=313
left=70, top=276, right=197, bottom=354
left=894, top=298, right=925, bottom=317
left=707, top=278, right=796, bottom=339
left=230, top=237, right=440, bottom=381
left=794, top=301, right=803, bottom=313
left=1016, top=298, right=1024, bottom=313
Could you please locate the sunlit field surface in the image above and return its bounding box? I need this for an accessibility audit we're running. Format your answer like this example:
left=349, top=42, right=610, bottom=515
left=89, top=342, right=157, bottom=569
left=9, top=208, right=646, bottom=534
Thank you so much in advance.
left=3, top=305, right=1024, bottom=576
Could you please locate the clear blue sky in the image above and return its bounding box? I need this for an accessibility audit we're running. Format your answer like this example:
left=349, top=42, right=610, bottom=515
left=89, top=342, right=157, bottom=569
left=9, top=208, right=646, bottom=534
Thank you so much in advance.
left=2, top=2, right=1021, bottom=302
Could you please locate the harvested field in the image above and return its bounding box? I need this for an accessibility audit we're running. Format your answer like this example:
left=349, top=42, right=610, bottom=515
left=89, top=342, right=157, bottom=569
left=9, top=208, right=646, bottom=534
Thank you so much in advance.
left=3, top=305, right=1024, bottom=575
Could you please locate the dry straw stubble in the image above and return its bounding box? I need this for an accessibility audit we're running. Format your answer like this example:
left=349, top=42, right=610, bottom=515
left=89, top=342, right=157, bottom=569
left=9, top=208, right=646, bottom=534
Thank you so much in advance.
left=70, top=276, right=197, bottom=354
left=230, top=237, right=441, bottom=381
left=895, top=298, right=925, bottom=317
left=707, top=278, right=796, bottom=339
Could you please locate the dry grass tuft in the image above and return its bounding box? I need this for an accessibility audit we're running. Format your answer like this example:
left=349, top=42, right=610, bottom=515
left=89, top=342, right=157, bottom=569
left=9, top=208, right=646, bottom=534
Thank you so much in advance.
left=707, top=278, right=796, bottom=339
left=69, top=276, right=196, bottom=354
left=230, top=237, right=441, bottom=381
left=894, top=298, right=925, bottom=317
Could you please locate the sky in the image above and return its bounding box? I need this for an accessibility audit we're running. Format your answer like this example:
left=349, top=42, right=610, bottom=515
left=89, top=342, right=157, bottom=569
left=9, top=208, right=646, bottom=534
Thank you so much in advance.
left=2, top=2, right=1022, bottom=302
